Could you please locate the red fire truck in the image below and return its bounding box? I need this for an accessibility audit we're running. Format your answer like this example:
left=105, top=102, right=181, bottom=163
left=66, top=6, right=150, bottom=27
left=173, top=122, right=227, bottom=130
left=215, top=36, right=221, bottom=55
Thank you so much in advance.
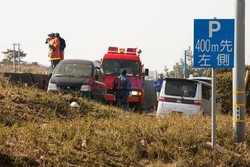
left=101, top=47, right=149, bottom=110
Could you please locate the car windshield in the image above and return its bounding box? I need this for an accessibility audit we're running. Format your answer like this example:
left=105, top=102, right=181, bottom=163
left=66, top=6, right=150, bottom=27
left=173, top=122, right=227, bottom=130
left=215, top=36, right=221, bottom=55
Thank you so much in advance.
left=102, top=60, right=140, bottom=76
left=53, top=63, right=92, bottom=78
left=165, top=79, right=197, bottom=98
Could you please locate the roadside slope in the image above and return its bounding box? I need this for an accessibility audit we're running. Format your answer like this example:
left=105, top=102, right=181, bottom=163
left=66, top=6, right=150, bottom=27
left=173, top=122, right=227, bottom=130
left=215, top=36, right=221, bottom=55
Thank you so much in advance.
left=0, top=76, right=249, bottom=166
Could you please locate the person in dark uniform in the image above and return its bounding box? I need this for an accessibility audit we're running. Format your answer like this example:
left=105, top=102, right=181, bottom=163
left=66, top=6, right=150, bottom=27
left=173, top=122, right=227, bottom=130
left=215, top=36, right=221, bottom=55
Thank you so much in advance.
left=55, top=33, right=66, bottom=60
left=113, top=69, right=131, bottom=110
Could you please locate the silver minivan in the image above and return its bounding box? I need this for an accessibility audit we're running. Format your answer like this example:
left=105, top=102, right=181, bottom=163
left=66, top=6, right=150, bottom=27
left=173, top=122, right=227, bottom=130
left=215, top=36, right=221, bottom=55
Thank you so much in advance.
left=157, top=78, right=211, bottom=116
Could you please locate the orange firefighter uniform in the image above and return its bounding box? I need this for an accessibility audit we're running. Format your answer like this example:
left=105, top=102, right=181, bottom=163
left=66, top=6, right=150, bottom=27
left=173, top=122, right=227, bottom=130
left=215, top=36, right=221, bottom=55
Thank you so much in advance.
left=48, top=37, right=60, bottom=61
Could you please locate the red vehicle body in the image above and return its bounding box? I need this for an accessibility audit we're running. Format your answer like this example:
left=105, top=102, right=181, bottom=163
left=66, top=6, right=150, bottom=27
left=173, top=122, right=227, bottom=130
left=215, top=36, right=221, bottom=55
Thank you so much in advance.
left=101, top=47, right=148, bottom=110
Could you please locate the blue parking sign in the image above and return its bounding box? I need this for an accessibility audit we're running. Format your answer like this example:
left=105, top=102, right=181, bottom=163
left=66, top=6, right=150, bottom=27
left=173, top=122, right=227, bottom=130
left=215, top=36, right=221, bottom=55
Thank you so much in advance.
left=194, top=19, right=234, bottom=68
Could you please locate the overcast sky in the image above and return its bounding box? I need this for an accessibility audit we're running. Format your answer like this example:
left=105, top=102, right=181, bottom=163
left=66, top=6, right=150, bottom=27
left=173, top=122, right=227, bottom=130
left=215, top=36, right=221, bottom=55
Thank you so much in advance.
left=0, top=0, right=249, bottom=72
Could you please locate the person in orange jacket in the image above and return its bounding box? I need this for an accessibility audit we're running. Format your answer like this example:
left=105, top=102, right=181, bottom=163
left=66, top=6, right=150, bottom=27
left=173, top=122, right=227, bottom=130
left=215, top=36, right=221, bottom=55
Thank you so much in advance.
left=47, top=33, right=61, bottom=70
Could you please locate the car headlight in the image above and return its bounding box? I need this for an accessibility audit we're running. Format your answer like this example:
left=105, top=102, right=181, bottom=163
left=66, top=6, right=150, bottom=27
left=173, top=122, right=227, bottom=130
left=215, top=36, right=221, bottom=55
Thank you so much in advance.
left=81, top=85, right=91, bottom=91
left=47, top=83, right=57, bottom=91
left=131, top=91, right=141, bottom=96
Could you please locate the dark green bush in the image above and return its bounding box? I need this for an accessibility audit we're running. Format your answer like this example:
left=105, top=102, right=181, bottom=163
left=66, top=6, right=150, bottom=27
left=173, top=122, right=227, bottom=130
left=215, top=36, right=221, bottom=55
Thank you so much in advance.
left=216, top=70, right=233, bottom=114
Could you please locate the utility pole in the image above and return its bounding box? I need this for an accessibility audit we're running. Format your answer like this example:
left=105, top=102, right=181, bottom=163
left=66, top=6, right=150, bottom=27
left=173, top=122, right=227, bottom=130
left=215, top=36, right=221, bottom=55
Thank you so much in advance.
left=12, top=43, right=21, bottom=73
left=184, top=46, right=192, bottom=78
left=233, top=0, right=246, bottom=142
left=175, top=67, right=178, bottom=78
left=187, top=46, right=193, bottom=66
left=17, top=43, right=21, bottom=72
left=184, top=50, right=187, bottom=78
left=12, top=44, right=16, bottom=73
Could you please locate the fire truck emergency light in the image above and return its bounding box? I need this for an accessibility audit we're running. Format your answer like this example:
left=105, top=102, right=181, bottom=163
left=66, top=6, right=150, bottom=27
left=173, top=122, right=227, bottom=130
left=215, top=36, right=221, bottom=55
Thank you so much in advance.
left=108, top=47, right=118, bottom=53
left=119, top=48, right=125, bottom=53
left=126, top=48, right=137, bottom=54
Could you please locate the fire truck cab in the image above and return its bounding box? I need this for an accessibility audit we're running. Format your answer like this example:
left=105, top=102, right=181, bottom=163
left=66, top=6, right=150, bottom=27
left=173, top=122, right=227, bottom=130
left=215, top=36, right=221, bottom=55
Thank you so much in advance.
left=101, top=47, right=148, bottom=110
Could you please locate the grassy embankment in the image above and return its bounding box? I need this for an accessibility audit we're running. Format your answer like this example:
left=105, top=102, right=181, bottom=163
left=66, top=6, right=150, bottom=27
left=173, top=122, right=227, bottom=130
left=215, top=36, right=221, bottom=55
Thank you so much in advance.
left=0, top=64, right=50, bottom=74
left=0, top=76, right=249, bottom=166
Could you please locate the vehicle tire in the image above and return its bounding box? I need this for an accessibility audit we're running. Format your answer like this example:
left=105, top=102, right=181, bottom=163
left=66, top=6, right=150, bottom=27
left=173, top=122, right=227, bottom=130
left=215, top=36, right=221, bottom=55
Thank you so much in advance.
left=135, top=104, right=143, bottom=114
left=102, top=98, right=106, bottom=104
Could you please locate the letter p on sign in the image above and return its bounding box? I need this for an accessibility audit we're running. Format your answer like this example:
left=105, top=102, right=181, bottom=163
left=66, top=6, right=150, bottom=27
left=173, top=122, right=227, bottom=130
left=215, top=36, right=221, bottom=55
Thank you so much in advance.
left=209, top=21, right=221, bottom=38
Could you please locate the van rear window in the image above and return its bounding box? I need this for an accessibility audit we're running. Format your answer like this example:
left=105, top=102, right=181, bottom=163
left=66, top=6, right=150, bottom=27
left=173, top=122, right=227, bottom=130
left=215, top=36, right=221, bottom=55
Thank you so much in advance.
left=165, top=79, right=197, bottom=98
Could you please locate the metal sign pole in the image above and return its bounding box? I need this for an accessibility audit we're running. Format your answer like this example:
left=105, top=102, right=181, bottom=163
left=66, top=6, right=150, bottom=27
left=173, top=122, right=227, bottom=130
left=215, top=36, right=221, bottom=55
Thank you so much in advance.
left=212, top=68, right=217, bottom=166
left=212, top=68, right=216, bottom=148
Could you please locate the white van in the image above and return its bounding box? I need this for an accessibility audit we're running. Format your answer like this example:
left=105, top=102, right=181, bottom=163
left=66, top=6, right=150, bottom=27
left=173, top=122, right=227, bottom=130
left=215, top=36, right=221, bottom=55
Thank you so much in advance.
left=188, top=76, right=212, bottom=84
left=157, top=78, right=211, bottom=116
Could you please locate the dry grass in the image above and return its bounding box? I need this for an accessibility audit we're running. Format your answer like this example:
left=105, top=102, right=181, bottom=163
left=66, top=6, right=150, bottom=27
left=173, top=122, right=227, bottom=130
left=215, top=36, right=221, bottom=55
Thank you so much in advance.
left=0, top=76, right=249, bottom=166
left=0, top=64, right=50, bottom=74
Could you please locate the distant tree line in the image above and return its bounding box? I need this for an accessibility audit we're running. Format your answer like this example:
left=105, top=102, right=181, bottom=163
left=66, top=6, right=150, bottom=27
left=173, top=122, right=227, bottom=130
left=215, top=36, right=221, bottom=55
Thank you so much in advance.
left=1, top=49, right=39, bottom=66
left=1, top=49, right=27, bottom=64
left=163, top=57, right=208, bottom=78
